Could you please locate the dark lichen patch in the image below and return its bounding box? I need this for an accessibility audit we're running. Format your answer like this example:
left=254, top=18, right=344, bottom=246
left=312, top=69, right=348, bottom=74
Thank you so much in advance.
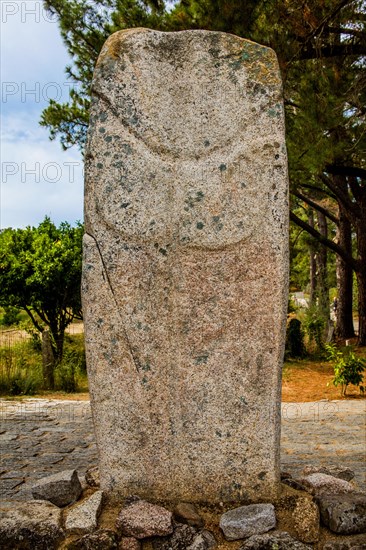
left=96, top=318, right=104, bottom=327
left=104, top=135, right=113, bottom=143
left=194, top=354, right=209, bottom=365
left=204, top=139, right=210, bottom=147
left=215, top=430, right=222, bottom=438
left=121, top=143, right=132, bottom=154
left=159, top=248, right=167, bottom=256
left=219, top=164, right=227, bottom=172
left=121, top=202, right=130, bottom=209
left=97, top=163, right=103, bottom=169
left=99, top=112, right=108, bottom=122
left=241, top=182, right=247, bottom=189
left=258, top=471, right=266, bottom=480
left=185, top=191, right=205, bottom=210
left=99, top=127, right=106, bottom=133
left=212, top=216, right=223, bottom=231
left=141, top=363, right=151, bottom=372
left=141, top=376, right=148, bottom=385
left=196, top=222, right=204, bottom=230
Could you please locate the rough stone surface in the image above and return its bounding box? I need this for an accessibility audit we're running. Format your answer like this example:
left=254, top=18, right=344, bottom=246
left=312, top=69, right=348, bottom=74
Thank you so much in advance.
left=116, top=500, right=173, bottom=539
left=300, top=473, right=355, bottom=496
left=0, top=500, right=64, bottom=549
left=152, top=523, right=198, bottom=549
left=322, top=536, right=366, bottom=549
left=239, top=530, right=312, bottom=549
left=275, top=492, right=320, bottom=543
left=220, top=503, right=276, bottom=541
left=31, top=468, right=82, bottom=507
left=85, top=466, right=100, bottom=488
left=317, top=493, right=366, bottom=535
left=66, top=528, right=118, bottom=549
left=65, top=490, right=104, bottom=535
left=83, top=27, right=288, bottom=504
left=281, top=477, right=307, bottom=491
left=119, top=537, right=142, bottom=550
left=187, top=530, right=217, bottom=549
left=292, top=496, right=320, bottom=543
left=173, top=502, right=204, bottom=527
left=302, top=465, right=355, bottom=482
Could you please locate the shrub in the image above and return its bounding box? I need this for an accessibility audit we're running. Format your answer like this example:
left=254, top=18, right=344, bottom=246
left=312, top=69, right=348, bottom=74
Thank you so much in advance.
left=326, top=344, right=365, bottom=396
left=304, top=307, right=325, bottom=354
left=0, top=306, right=21, bottom=327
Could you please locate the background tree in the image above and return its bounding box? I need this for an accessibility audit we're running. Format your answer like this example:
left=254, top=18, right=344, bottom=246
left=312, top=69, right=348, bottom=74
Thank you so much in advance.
left=0, top=218, right=83, bottom=388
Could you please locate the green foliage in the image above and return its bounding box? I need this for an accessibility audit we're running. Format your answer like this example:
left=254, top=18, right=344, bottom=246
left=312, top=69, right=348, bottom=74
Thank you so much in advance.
left=0, top=217, right=83, bottom=364
left=303, top=306, right=326, bottom=354
left=326, top=343, right=365, bottom=396
left=285, top=318, right=306, bottom=359
left=0, top=306, right=21, bottom=327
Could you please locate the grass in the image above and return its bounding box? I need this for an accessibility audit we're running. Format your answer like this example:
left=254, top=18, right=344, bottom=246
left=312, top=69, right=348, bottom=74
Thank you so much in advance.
left=0, top=332, right=88, bottom=397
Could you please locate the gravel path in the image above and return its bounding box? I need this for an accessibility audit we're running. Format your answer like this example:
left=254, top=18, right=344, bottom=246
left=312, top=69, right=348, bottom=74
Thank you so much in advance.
left=0, top=398, right=364, bottom=501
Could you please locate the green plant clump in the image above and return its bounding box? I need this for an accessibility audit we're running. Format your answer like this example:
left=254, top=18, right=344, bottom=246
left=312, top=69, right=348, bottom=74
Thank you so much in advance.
left=326, top=344, right=365, bottom=396
left=0, top=306, right=21, bottom=327
left=304, top=307, right=325, bottom=354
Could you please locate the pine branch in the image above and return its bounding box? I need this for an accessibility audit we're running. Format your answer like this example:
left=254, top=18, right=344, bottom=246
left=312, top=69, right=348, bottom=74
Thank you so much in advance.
left=292, top=190, right=339, bottom=225
left=290, top=211, right=358, bottom=270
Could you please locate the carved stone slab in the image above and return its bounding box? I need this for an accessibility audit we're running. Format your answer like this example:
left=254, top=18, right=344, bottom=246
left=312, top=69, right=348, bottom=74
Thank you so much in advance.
left=82, top=28, right=289, bottom=503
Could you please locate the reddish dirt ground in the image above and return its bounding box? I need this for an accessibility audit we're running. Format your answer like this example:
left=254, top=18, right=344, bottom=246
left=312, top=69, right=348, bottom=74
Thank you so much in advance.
left=282, top=352, right=366, bottom=402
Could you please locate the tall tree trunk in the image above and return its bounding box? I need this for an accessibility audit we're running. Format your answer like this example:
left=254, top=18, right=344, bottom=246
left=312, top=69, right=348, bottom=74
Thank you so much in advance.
left=316, top=211, right=329, bottom=323
left=336, top=200, right=355, bottom=339
left=42, top=329, right=55, bottom=390
left=308, top=210, right=317, bottom=306
left=355, top=209, right=366, bottom=346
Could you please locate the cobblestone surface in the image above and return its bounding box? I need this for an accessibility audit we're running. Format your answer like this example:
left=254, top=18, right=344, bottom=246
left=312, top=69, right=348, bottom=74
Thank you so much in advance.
left=0, top=399, right=364, bottom=501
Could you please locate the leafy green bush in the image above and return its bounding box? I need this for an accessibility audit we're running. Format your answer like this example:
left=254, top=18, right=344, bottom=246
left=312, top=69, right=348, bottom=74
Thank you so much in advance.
left=285, top=318, right=306, bottom=359
left=0, top=306, right=21, bottom=327
left=326, top=344, right=365, bottom=396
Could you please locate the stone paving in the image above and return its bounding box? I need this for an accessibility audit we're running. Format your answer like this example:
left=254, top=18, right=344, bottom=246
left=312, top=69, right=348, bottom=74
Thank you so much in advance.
left=0, top=398, right=365, bottom=502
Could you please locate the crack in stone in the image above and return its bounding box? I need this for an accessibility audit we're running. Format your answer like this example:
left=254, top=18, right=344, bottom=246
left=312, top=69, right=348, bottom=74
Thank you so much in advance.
left=84, top=231, right=141, bottom=374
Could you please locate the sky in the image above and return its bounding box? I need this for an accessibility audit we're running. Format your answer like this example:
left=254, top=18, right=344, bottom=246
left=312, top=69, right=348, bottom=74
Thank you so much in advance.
left=1, top=0, right=84, bottom=229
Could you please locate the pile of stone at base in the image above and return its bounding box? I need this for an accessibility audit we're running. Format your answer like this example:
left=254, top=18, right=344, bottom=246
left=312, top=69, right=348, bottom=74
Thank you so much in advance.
left=0, top=466, right=365, bottom=549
